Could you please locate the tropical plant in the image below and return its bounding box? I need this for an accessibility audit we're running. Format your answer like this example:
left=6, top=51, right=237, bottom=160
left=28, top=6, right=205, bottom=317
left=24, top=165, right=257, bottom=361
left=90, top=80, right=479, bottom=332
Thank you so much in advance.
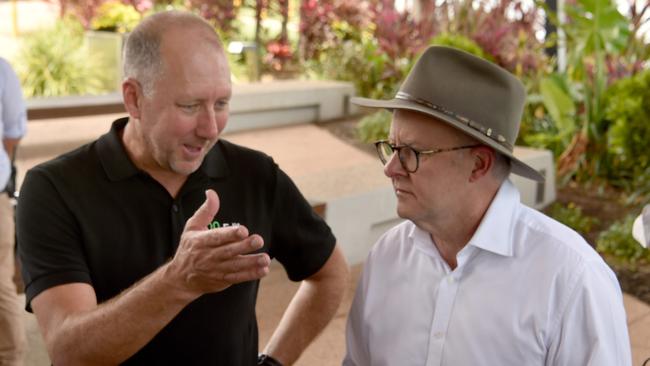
left=357, top=109, right=391, bottom=143
left=306, top=21, right=415, bottom=100
left=597, top=214, right=650, bottom=264
left=122, top=0, right=156, bottom=13
left=52, top=0, right=105, bottom=28
left=186, top=0, right=239, bottom=37
left=91, top=1, right=141, bottom=32
left=521, top=73, right=578, bottom=159
left=438, top=0, right=548, bottom=77
left=602, top=69, right=650, bottom=196
left=429, top=33, right=491, bottom=61
left=298, top=0, right=339, bottom=61
left=301, top=1, right=436, bottom=99
left=370, top=1, right=434, bottom=61
left=547, top=202, right=599, bottom=236
left=15, top=19, right=110, bottom=97
left=550, top=0, right=630, bottom=179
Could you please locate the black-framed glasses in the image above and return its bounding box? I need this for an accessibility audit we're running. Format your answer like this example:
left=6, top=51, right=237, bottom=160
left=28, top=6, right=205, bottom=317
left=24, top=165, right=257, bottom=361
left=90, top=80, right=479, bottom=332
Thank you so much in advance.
left=374, top=140, right=482, bottom=173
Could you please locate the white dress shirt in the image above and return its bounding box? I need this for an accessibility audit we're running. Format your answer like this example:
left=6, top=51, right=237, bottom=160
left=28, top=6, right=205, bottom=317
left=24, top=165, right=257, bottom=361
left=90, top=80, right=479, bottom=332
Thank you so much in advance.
left=0, top=58, right=27, bottom=191
left=344, top=180, right=632, bottom=366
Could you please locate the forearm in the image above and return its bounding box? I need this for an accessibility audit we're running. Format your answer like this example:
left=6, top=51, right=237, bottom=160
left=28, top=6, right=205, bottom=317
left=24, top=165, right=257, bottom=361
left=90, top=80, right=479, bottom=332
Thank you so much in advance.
left=34, top=191, right=269, bottom=365
left=43, top=264, right=197, bottom=365
left=3, top=138, right=20, bottom=159
left=264, top=248, right=349, bottom=365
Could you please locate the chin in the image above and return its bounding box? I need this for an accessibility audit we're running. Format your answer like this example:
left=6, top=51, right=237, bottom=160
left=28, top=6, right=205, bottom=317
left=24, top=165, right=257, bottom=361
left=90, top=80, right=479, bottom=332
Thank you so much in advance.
left=395, top=204, right=413, bottom=221
left=170, top=160, right=202, bottom=176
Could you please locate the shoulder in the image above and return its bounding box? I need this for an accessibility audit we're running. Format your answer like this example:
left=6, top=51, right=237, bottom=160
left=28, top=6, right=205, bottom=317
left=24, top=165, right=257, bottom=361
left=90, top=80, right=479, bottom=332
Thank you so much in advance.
left=0, top=58, right=20, bottom=86
left=513, top=204, right=616, bottom=287
left=217, top=139, right=276, bottom=175
left=0, top=57, right=12, bottom=74
left=517, top=205, right=601, bottom=260
left=218, top=139, right=274, bottom=164
left=24, top=142, right=98, bottom=187
left=368, top=220, right=413, bottom=260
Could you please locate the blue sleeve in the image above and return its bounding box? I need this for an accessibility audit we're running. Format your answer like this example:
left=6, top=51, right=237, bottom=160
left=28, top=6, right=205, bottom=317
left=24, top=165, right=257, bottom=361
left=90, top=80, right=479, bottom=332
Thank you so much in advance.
left=1, top=58, right=27, bottom=139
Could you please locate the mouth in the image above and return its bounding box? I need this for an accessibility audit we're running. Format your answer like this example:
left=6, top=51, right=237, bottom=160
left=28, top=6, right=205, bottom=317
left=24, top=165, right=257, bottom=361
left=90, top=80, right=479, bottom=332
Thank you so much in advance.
left=182, top=143, right=204, bottom=158
left=393, top=186, right=412, bottom=197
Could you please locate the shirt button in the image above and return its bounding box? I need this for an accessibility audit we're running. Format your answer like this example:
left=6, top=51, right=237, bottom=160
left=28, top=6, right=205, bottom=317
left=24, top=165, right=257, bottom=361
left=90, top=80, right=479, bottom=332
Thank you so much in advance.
left=434, top=332, right=445, bottom=339
left=172, top=204, right=179, bottom=213
left=447, top=276, right=455, bottom=284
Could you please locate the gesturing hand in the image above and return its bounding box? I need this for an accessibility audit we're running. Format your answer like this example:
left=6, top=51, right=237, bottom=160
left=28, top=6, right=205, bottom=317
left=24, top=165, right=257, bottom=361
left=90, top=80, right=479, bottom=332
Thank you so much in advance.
left=168, top=190, right=270, bottom=297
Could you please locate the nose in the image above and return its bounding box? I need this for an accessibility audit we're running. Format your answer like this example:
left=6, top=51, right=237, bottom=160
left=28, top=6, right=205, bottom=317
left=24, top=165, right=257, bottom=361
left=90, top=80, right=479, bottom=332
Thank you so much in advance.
left=383, top=151, right=406, bottom=178
left=196, top=107, right=220, bottom=140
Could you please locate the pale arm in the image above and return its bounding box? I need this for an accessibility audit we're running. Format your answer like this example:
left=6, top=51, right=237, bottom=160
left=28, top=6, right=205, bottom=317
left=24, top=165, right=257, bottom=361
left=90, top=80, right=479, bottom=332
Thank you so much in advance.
left=263, top=244, right=349, bottom=365
left=3, top=138, right=20, bottom=159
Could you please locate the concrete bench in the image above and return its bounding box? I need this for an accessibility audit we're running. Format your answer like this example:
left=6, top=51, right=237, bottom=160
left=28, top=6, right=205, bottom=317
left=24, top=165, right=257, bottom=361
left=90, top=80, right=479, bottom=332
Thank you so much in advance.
left=26, top=80, right=356, bottom=133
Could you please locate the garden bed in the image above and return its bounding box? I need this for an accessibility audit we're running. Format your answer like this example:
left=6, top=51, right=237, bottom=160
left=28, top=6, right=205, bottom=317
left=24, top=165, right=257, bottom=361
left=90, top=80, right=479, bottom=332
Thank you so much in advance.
left=551, top=184, right=650, bottom=304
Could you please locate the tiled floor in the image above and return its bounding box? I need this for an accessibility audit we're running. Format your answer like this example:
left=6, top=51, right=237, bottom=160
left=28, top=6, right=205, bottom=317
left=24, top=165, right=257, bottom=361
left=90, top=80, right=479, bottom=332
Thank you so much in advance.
left=625, top=294, right=650, bottom=365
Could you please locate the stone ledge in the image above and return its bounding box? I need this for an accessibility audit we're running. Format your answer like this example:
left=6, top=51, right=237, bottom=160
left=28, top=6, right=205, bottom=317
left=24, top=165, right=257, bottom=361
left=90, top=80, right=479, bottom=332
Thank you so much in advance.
left=26, top=80, right=357, bottom=132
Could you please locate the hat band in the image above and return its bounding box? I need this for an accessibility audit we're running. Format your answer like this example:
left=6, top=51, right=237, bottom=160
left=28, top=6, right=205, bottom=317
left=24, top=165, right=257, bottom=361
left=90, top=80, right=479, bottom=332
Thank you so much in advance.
left=395, top=91, right=512, bottom=150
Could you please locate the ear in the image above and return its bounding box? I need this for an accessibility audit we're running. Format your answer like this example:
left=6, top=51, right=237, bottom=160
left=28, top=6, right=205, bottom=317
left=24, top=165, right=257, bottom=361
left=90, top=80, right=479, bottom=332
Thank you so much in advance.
left=468, top=146, right=495, bottom=182
left=122, top=78, right=144, bottom=120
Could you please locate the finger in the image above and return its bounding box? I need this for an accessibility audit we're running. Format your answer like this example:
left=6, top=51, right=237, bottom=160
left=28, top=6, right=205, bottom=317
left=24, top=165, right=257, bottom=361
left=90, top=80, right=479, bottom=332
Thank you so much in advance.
left=195, top=226, right=253, bottom=250
left=185, top=190, right=220, bottom=231
left=223, top=253, right=270, bottom=274
left=212, top=234, right=263, bottom=259
left=223, top=254, right=271, bottom=283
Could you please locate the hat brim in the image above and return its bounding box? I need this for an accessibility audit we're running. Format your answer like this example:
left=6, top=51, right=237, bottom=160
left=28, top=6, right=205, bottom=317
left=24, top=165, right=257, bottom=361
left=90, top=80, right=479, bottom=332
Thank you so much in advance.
left=352, top=96, right=545, bottom=182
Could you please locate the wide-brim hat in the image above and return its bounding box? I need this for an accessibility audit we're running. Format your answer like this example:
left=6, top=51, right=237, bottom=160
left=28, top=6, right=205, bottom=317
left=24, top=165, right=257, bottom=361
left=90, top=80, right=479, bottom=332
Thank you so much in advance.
left=352, top=46, right=544, bottom=182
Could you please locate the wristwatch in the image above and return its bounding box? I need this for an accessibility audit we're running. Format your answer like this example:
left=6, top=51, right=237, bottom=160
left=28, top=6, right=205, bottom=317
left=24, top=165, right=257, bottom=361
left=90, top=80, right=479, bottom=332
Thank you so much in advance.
left=257, top=353, right=283, bottom=366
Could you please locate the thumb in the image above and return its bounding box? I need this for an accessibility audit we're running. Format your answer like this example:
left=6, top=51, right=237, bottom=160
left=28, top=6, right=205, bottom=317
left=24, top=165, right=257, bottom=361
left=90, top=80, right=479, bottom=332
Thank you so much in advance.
left=185, top=189, right=220, bottom=231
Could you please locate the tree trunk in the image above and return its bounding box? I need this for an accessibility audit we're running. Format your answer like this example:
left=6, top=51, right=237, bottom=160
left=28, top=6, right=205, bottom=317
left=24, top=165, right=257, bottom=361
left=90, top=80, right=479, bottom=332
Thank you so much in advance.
left=279, top=0, right=289, bottom=43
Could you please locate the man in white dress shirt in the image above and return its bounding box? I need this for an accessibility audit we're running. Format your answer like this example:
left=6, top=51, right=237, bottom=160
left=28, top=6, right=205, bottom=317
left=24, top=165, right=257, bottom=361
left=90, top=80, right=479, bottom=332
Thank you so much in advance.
left=344, top=46, right=632, bottom=366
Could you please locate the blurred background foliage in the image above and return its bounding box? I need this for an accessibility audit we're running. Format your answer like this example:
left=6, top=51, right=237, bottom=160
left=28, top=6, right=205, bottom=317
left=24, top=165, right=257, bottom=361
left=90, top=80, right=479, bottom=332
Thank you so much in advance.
left=546, top=201, right=600, bottom=237
left=597, top=214, right=650, bottom=266
left=15, top=17, right=109, bottom=97
left=10, top=0, right=650, bottom=263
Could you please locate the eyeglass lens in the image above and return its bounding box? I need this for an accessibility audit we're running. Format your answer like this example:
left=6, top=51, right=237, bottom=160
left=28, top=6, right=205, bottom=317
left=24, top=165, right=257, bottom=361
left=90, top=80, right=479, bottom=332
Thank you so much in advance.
left=377, top=142, right=417, bottom=172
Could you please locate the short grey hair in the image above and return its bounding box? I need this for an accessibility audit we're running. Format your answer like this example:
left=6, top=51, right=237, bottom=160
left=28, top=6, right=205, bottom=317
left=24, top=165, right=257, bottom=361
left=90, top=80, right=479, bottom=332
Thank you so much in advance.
left=123, top=10, right=222, bottom=96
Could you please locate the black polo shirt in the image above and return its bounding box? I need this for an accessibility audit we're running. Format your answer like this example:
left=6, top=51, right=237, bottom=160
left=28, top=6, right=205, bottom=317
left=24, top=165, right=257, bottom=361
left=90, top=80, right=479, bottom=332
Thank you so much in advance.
left=17, top=118, right=336, bottom=365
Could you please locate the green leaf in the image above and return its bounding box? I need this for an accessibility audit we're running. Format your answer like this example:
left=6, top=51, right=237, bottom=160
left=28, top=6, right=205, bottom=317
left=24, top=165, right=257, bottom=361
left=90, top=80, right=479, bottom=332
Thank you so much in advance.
left=540, top=75, right=576, bottom=134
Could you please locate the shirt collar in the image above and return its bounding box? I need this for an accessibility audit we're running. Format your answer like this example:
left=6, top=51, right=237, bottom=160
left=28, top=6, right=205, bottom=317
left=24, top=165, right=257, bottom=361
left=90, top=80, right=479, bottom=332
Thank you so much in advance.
left=97, top=117, right=229, bottom=181
left=467, top=179, right=520, bottom=257
left=97, top=118, right=139, bottom=181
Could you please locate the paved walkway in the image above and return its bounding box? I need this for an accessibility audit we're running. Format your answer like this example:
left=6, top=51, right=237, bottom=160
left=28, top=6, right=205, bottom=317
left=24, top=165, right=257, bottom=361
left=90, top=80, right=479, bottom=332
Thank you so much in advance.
left=13, top=115, right=650, bottom=365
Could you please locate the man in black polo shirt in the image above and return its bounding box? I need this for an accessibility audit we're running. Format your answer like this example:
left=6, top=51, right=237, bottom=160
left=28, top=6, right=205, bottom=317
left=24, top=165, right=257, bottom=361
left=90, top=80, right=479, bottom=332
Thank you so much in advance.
left=17, top=10, right=348, bottom=366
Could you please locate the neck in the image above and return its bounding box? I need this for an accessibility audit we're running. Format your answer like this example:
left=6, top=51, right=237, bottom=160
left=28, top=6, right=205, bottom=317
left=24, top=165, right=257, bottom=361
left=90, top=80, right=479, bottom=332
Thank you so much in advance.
left=419, top=185, right=500, bottom=270
left=427, top=215, right=480, bottom=270
left=121, top=119, right=187, bottom=198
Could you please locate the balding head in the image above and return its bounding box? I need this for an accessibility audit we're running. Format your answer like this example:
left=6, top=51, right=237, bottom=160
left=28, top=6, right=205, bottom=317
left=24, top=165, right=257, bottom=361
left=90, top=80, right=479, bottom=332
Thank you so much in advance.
left=123, top=10, right=224, bottom=96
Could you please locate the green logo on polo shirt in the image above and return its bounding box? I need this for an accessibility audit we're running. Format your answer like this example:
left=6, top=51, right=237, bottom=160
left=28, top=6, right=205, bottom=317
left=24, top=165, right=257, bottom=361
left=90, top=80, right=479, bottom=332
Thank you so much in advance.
left=208, top=220, right=240, bottom=229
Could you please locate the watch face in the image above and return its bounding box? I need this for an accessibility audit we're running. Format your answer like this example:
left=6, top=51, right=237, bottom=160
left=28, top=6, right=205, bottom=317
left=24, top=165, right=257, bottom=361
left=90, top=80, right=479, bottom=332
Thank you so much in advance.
left=641, top=204, right=650, bottom=248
